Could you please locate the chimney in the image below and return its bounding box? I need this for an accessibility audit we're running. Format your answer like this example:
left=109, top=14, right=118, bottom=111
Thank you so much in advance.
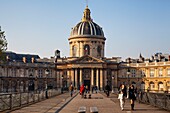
left=31, top=57, right=34, bottom=63
left=23, top=57, right=26, bottom=63
left=6, top=55, right=9, bottom=61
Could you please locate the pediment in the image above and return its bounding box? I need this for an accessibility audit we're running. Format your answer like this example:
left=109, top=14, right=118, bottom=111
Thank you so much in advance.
left=70, top=55, right=104, bottom=63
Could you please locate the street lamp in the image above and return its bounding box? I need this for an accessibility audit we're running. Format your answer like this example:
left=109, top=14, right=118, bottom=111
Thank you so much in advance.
left=112, top=76, right=114, bottom=93
left=127, top=69, right=131, bottom=86
left=45, top=69, right=49, bottom=99
left=61, top=75, right=63, bottom=94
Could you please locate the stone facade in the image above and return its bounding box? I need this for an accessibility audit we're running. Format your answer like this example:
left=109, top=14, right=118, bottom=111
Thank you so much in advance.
left=0, top=57, right=57, bottom=93
left=0, top=6, right=170, bottom=94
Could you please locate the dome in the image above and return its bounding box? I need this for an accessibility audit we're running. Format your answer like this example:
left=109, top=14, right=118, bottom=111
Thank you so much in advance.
left=70, top=21, right=104, bottom=37
left=69, top=6, right=105, bottom=39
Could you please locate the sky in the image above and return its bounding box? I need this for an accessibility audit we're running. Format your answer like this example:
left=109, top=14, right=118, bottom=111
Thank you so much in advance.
left=0, top=0, right=170, bottom=60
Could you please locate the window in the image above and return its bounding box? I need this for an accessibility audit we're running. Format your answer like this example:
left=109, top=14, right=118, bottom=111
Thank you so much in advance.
left=167, top=68, right=170, bottom=76
left=84, top=44, right=90, bottom=55
left=49, top=70, right=52, bottom=77
left=38, top=69, right=43, bottom=78
left=28, top=69, right=34, bottom=76
left=11, top=68, right=16, bottom=77
left=72, top=46, right=77, bottom=57
left=150, top=69, right=154, bottom=77
left=131, top=69, right=136, bottom=77
left=158, top=68, right=163, bottom=77
left=141, top=70, right=145, bottom=77
left=97, top=45, right=102, bottom=57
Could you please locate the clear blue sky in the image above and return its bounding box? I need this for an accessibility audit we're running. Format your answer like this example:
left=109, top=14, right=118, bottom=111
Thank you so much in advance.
left=1, top=0, right=170, bottom=60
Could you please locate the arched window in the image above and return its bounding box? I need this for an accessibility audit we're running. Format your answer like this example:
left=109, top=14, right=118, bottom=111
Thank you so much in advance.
left=72, top=46, right=77, bottom=57
left=97, top=45, right=102, bottom=57
left=84, top=44, right=90, bottom=55
left=158, top=82, right=163, bottom=91
left=149, top=81, right=155, bottom=91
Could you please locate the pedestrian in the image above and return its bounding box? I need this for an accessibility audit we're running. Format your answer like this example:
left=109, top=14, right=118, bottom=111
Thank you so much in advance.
left=92, top=86, right=94, bottom=93
left=129, top=84, right=136, bottom=110
left=69, top=84, right=74, bottom=97
left=105, top=84, right=111, bottom=97
left=85, top=85, right=89, bottom=93
left=80, top=84, right=85, bottom=98
left=118, top=84, right=127, bottom=111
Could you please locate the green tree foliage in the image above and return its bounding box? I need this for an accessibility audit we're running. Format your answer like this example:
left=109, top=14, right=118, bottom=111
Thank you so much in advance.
left=0, top=28, right=8, bottom=62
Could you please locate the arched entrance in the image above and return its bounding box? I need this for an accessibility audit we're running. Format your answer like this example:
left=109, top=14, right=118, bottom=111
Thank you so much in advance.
left=149, top=81, right=155, bottom=91
left=83, top=69, right=91, bottom=91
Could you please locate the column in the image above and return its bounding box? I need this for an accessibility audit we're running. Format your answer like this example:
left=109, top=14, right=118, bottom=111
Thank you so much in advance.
left=155, top=81, right=158, bottom=91
left=104, top=69, right=107, bottom=87
left=80, top=69, right=83, bottom=85
left=34, top=69, right=38, bottom=77
left=35, top=79, right=38, bottom=91
left=96, top=69, right=99, bottom=88
left=100, top=69, right=103, bottom=90
left=163, top=68, right=166, bottom=77
left=91, top=69, right=94, bottom=86
left=60, top=71, right=62, bottom=88
left=67, top=70, right=70, bottom=87
left=163, top=81, right=167, bottom=91
left=25, top=69, right=29, bottom=77
left=57, top=71, right=60, bottom=88
left=145, top=81, right=149, bottom=92
left=155, top=68, right=158, bottom=77
left=0, top=79, right=2, bottom=92
left=146, top=68, right=149, bottom=77
left=71, top=69, right=74, bottom=86
left=75, top=69, right=77, bottom=88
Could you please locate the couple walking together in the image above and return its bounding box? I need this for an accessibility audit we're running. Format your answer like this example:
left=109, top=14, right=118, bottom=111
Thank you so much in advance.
left=118, top=84, right=136, bottom=111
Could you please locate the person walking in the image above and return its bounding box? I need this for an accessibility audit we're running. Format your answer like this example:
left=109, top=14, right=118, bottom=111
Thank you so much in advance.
left=69, top=84, right=74, bottom=97
left=129, top=84, right=136, bottom=110
left=118, top=84, right=127, bottom=111
left=80, top=84, right=85, bottom=98
left=105, top=84, right=111, bottom=97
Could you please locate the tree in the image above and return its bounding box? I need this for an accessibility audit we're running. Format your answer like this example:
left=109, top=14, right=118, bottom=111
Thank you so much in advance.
left=0, top=27, right=8, bottom=61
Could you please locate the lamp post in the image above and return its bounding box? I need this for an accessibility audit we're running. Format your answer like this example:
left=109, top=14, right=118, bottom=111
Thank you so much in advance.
left=61, top=75, right=63, bottom=94
left=127, top=69, right=131, bottom=86
left=112, top=76, right=114, bottom=93
left=45, top=69, right=49, bottom=99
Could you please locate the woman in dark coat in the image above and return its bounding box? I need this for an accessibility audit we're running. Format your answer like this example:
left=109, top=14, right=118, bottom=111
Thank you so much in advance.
left=129, top=84, right=136, bottom=110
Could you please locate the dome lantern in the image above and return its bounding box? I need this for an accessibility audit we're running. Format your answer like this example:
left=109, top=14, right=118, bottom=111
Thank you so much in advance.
left=81, top=6, right=92, bottom=22
left=69, top=6, right=105, bottom=39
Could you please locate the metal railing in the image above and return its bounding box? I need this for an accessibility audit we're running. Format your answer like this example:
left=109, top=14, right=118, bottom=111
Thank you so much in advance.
left=137, top=90, right=170, bottom=111
left=0, top=89, right=61, bottom=112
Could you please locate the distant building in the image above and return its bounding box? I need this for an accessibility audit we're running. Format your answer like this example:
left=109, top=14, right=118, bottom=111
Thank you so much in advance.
left=0, top=6, right=170, bottom=93
left=122, top=53, right=170, bottom=92
left=0, top=51, right=56, bottom=93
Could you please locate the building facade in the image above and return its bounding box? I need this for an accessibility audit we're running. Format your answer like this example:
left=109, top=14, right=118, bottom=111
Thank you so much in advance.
left=56, top=6, right=120, bottom=90
left=0, top=6, right=170, bottom=93
left=121, top=53, right=170, bottom=92
left=0, top=51, right=58, bottom=93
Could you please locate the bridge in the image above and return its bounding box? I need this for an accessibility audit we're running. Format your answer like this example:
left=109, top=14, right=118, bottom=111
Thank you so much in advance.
left=2, top=91, right=169, bottom=113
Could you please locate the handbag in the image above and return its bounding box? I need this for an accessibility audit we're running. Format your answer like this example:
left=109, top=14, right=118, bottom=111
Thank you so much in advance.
left=118, top=93, right=123, bottom=99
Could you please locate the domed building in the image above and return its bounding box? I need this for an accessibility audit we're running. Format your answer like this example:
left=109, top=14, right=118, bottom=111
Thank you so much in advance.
left=69, top=6, right=105, bottom=58
left=56, top=6, right=120, bottom=91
